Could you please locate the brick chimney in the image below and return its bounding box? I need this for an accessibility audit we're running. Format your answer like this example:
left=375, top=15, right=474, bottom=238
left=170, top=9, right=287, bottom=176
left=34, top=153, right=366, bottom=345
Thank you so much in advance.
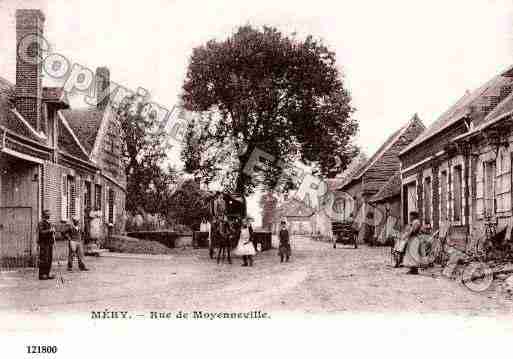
left=96, top=67, right=110, bottom=111
left=15, top=9, right=45, bottom=132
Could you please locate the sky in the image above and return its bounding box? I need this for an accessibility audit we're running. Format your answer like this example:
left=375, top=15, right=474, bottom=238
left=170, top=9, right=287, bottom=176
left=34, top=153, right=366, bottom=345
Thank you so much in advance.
left=1, top=0, right=513, bottom=226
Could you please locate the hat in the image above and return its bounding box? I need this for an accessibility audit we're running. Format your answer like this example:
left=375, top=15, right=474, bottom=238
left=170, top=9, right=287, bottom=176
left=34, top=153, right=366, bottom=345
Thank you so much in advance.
left=42, top=210, right=50, bottom=219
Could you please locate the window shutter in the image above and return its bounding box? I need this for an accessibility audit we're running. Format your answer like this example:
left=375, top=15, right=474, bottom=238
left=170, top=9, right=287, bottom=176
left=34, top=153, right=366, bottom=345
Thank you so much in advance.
left=476, top=160, right=484, bottom=217
left=448, top=167, right=453, bottom=221
left=74, top=178, right=80, bottom=219
left=104, top=186, right=109, bottom=222
left=496, top=152, right=503, bottom=212
left=497, top=149, right=511, bottom=212
left=505, top=152, right=511, bottom=211
left=61, top=174, right=68, bottom=220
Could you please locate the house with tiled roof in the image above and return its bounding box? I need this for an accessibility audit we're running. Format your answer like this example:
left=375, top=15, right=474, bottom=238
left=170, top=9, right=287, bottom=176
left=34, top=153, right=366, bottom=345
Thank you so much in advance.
left=369, top=172, right=401, bottom=244
left=337, top=114, right=425, bottom=244
left=399, top=65, right=513, bottom=252
left=0, top=9, right=126, bottom=265
left=272, top=198, right=314, bottom=234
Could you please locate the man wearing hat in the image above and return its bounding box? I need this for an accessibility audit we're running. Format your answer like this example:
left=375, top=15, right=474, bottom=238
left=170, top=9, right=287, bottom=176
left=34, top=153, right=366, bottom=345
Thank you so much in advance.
left=278, top=220, right=291, bottom=263
left=63, top=216, right=89, bottom=272
left=37, top=210, right=55, bottom=280
left=214, top=192, right=226, bottom=221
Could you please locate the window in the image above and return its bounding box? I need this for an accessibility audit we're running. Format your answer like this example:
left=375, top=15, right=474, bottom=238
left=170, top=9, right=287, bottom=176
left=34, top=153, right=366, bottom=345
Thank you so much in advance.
left=496, top=149, right=511, bottom=213
left=108, top=189, right=115, bottom=224
left=84, top=181, right=91, bottom=213
left=453, top=165, right=462, bottom=221
left=94, top=184, right=102, bottom=211
left=484, top=161, right=496, bottom=216
left=403, top=181, right=417, bottom=224
left=424, top=176, right=432, bottom=225
left=440, top=170, right=448, bottom=221
left=61, top=175, right=76, bottom=220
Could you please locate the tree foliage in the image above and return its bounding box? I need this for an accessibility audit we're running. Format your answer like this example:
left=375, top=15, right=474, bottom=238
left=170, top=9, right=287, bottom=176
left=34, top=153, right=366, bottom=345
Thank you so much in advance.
left=116, top=93, right=177, bottom=214
left=182, top=25, right=358, bottom=197
left=167, top=178, right=211, bottom=229
left=180, top=111, right=221, bottom=185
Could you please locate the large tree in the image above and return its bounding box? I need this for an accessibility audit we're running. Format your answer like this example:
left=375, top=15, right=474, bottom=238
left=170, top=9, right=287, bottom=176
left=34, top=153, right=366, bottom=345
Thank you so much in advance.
left=116, top=93, right=177, bottom=214
left=182, top=25, right=358, bottom=197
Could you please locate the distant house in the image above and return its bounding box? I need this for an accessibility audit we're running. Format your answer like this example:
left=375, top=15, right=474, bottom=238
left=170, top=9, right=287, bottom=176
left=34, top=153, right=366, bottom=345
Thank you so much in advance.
left=0, top=10, right=126, bottom=265
left=336, top=114, right=425, bottom=243
left=310, top=153, right=368, bottom=239
left=399, top=65, right=513, bottom=252
left=272, top=198, right=314, bottom=235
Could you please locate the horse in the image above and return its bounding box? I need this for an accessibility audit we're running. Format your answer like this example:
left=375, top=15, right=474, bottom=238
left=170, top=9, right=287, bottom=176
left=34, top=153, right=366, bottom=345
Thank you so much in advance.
left=211, top=220, right=235, bottom=264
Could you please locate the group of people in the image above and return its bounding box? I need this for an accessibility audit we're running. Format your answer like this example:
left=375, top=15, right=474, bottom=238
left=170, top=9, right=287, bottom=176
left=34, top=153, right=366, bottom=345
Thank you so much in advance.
left=37, top=210, right=89, bottom=281
left=199, top=215, right=292, bottom=266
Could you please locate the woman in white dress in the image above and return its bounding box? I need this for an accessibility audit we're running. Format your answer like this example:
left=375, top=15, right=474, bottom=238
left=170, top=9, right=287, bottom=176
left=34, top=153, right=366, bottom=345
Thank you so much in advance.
left=233, top=219, right=256, bottom=266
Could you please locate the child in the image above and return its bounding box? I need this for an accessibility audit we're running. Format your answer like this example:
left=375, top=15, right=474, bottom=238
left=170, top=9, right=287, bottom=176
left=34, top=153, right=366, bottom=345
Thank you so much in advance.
left=233, top=219, right=256, bottom=266
left=278, top=221, right=291, bottom=262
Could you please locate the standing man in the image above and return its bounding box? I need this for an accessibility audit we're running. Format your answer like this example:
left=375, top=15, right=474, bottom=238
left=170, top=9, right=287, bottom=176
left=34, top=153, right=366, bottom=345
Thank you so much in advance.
left=278, top=220, right=291, bottom=263
left=64, top=216, right=89, bottom=272
left=38, top=210, right=55, bottom=280
left=214, top=192, right=226, bottom=220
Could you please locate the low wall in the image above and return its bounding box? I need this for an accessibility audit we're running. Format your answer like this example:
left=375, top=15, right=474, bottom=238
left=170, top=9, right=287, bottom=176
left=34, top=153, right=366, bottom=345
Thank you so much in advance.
left=126, top=231, right=185, bottom=249
left=125, top=231, right=195, bottom=249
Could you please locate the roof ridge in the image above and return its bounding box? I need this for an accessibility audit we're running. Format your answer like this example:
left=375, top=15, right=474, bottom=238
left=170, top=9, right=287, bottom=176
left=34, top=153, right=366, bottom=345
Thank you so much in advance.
left=352, top=116, right=416, bottom=180
left=400, top=66, right=513, bottom=155
left=480, top=87, right=513, bottom=125
left=58, top=111, right=91, bottom=158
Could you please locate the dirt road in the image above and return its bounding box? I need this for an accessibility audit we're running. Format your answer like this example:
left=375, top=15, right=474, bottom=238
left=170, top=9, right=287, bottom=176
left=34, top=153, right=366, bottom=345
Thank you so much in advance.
left=1, top=235, right=512, bottom=316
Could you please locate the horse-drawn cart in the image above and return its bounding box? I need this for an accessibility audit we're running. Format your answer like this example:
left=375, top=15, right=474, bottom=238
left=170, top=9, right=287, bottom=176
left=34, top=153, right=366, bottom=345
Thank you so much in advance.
left=331, top=220, right=358, bottom=248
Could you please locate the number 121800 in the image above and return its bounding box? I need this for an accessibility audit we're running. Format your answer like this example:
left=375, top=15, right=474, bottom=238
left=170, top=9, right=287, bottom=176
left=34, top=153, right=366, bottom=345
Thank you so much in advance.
left=27, top=345, right=58, bottom=354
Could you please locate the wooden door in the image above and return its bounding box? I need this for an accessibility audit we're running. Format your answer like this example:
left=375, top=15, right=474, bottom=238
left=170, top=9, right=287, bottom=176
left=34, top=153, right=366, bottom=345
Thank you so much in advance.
left=0, top=207, right=33, bottom=266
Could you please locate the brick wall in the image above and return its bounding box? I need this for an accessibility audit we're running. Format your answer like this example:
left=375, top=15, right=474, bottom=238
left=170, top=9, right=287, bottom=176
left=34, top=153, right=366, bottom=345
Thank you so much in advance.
left=15, top=9, right=45, bottom=133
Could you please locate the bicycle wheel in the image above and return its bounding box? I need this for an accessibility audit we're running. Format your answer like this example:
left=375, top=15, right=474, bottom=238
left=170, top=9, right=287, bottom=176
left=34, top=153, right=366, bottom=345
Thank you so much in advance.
left=461, top=261, right=493, bottom=292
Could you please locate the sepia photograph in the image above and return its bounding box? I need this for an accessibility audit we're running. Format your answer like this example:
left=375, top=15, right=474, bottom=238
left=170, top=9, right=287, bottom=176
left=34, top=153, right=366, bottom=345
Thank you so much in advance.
left=1, top=0, right=513, bottom=357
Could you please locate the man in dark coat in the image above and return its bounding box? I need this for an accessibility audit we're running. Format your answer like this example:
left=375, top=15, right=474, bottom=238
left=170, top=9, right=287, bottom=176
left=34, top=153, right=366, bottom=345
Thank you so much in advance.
left=38, top=210, right=55, bottom=280
left=278, top=221, right=291, bottom=263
